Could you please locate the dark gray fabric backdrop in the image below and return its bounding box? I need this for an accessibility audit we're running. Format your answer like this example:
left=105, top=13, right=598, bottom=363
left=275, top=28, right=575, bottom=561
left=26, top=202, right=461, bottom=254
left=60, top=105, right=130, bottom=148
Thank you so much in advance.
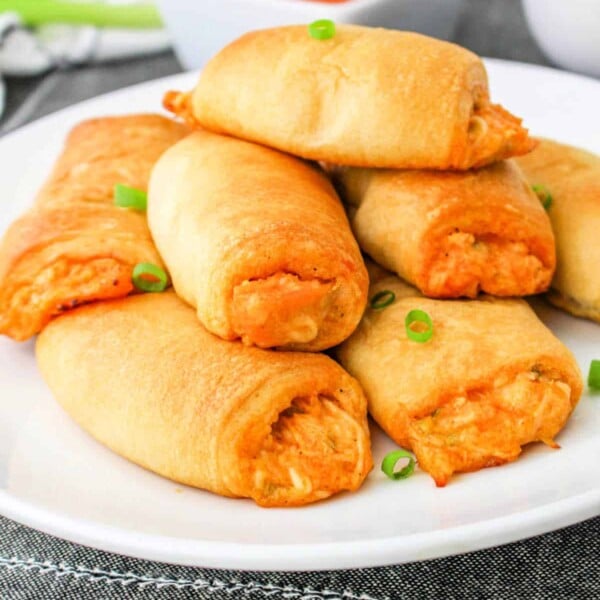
left=1, top=515, right=599, bottom=599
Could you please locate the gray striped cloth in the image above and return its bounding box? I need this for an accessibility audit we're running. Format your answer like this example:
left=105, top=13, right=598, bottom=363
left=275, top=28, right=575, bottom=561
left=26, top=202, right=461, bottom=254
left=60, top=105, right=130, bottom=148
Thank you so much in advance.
left=0, top=515, right=598, bottom=600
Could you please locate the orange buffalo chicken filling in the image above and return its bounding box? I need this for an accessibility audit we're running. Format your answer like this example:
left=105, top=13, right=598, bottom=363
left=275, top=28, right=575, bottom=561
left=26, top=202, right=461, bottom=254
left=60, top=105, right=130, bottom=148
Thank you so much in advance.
left=246, top=395, right=368, bottom=507
left=409, top=369, right=573, bottom=487
left=0, top=257, right=133, bottom=340
left=462, top=102, right=536, bottom=168
left=231, top=272, right=335, bottom=347
left=424, top=230, right=550, bottom=298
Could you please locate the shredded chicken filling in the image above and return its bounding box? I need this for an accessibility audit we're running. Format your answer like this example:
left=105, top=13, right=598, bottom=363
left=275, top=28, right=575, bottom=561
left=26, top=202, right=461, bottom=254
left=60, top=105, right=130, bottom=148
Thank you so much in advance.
left=465, top=102, right=533, bottom=167
left=2, top=257, right=132, bottom=339
left=231, top=272, right=335, bottom=347
left=425, top=230, right=548, bottom=297
left=409, top=369, right=572, bottom=486
left=252, top=395, right=365, bottom=501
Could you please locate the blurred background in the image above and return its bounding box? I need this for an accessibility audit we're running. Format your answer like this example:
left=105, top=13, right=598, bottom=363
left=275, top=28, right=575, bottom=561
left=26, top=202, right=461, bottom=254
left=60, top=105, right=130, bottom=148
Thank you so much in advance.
left=0, top=0, right=598, bottom=134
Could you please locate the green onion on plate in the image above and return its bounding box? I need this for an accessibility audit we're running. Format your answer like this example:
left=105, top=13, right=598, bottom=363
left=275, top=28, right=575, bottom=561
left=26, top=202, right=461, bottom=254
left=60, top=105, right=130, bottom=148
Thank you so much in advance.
left=588, top=359, right=600, bottom=390
left=381, top=449, right=416, bottom=481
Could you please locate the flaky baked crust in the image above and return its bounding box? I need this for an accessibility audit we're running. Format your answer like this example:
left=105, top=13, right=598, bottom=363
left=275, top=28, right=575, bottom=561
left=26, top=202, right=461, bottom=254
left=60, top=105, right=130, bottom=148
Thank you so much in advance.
left=516, top=139, right=600, bottom=323
left=0, top=114, right=188, bottom=341
left=333, top=160, right=555, bottom=298
left=337, top=268, right=582, bottom=486
left=165, top=26, right=534, bottom=169
left=36, top=292, right=372, bottom=507
left=148, top=130, right=368, bottom=351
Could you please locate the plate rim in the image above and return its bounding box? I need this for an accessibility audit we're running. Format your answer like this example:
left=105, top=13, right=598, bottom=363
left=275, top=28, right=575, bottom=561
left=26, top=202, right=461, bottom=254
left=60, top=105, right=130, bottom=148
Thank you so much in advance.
left=1, top=486, right=599, bottom=571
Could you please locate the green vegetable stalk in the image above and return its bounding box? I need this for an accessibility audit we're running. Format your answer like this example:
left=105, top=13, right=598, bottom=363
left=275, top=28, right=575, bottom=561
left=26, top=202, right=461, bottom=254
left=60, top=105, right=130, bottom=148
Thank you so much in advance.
left=0, top=1, right=163, bottom=28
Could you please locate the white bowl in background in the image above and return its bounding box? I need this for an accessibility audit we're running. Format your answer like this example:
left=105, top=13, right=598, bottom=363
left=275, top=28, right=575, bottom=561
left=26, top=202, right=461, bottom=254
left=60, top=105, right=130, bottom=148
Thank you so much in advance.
left=157, top=0, right=465, bottom=69
left=522, top=0, right=600, bottom=78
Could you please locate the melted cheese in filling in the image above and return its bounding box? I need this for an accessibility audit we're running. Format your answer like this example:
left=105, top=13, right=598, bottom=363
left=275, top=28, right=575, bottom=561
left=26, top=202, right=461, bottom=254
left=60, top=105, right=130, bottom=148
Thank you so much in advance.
left=424, top=231, right=549, bottom=298
left=250, top=395, right=367, bottom=506
left=409, top=370, right=573, bottom=486
left=231, top=272, right=335, bottom=347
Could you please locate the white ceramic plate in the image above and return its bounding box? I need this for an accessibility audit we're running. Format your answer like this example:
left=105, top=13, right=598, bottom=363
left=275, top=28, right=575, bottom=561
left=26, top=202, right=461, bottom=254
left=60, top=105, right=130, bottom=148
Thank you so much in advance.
left=0, top=60, right=599, bottom=571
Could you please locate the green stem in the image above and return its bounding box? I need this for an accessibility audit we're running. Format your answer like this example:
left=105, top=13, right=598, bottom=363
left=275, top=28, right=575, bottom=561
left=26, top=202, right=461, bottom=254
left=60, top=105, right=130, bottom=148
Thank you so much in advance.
left=0, top=1, right=163, bottom=28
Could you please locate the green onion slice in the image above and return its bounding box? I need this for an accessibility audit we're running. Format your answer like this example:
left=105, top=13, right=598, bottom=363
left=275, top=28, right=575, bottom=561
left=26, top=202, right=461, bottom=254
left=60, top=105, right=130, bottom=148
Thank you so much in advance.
left=114, top=184, right=147, bottom=211
left=532, top=184, right=552, bottom=210
left=132, top=263, right=168, bottom=293
left=370, top=289, right=395, bottom=310
left=308, top=19, right=336, bottom=40
left=588, top=359, right=600, bottom=390
left=381, top=449, right=416, bottom=481
left=405, top=309, right=434, bottom=343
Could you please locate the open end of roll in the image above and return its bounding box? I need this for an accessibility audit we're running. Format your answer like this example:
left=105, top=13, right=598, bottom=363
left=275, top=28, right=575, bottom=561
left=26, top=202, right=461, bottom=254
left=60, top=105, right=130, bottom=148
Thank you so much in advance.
left=247, top=394, right=368, bottom=507
left=230, top=272, right=336, bottom=348
left=423, top=229, right=551, bottom=298
left=408, top=367, right=573, bottom=487
left=465, top=102, right=536, bottom=167
left=162, top=90, right=196, bottom=126
left=0, top=258, right=133, bottom=341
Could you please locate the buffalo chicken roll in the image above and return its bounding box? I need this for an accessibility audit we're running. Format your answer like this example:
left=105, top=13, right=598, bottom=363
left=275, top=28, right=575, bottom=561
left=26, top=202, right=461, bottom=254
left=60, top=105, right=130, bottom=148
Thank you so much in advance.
left=148, top=130, right=368, bottom=351
left=0, top=115, right=187, bottom=341
left=333, top=160, right=555, bottom=298
left=516, top=139, right=600, bottom=323
left=165, top=26, right=534, bottom=170
left=337, top=270, right=582, bottom=486
left=36, top=292, right=372, bottom=507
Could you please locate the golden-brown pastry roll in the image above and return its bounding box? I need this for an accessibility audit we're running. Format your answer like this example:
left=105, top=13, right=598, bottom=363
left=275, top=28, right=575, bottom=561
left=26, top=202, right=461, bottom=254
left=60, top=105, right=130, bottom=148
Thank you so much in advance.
left=164, top=26, right=534, bottom=170
left=333, top=160, right=555, bottom=298
left=148, top=130, right=368, bottom=351
left=0, top=115, right=188, bottom=341
left=337, top=269, right=582, bottom=487
left=516, top=139, right=600, bottom=323
left=35, top=115, right=189, bottom=208
left=36, top=292, right=372, bottom=507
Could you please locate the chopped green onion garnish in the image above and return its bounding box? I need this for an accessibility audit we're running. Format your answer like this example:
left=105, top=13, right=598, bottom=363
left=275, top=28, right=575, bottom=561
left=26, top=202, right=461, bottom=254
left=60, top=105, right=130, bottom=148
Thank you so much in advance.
left=405, top=309, right=434, bottom=343
left=381, top=449, right=416, bottom=481
left=114, top=184, right=147, bottom=211
left=532, top=184, right=552, bottom=210
left=308, top=19, right=336, bottom=40
left=370, top=289, right=395, bottom=310
left=132, top=263, right=168, bottom=293
left=588, top=360, right=600, bottom=390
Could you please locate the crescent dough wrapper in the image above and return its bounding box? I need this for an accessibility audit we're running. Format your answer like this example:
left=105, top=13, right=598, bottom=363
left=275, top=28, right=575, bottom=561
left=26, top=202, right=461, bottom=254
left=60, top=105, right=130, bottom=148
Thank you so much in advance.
left=516, top=139, right=600, bottom=322
left=0, top=115, right=188, bottom=341
left=337, top=270, right=582, bottom=486
left=148, top=130, right=368, bottom=351
left=36, top=292, right=372, bottom=507
left=164, top=26, right=534, bottom=170
left=334, top=160, right=555, bottom=298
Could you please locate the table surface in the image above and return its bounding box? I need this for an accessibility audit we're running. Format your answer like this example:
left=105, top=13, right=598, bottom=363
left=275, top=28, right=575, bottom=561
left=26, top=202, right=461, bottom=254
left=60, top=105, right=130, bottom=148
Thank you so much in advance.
left=1, top=1, right=598, bottom=598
